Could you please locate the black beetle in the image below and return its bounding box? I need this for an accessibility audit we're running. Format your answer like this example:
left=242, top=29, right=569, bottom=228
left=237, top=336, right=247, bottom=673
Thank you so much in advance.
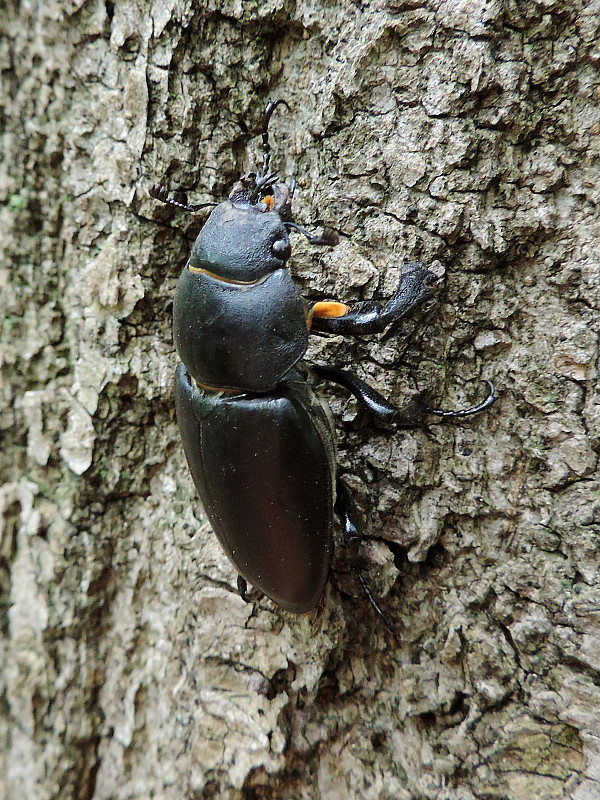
left=150, top=100, right=495, bottom=618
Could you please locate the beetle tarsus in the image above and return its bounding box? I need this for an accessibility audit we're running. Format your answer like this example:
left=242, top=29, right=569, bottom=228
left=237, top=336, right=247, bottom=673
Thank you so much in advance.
left=426, top=379, right=497, bottom=419
left=356, top=572, right=401, bottom=640
left=259, top=98, right=290, bottom=178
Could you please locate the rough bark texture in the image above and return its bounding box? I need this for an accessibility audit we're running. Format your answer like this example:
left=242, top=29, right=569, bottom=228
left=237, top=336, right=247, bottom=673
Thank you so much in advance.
left=1, top=1, right=599, bottom=798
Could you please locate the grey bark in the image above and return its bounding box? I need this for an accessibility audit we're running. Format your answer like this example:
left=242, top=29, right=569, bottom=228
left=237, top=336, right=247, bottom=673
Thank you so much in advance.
left=1, top=0, right=599, bottom=798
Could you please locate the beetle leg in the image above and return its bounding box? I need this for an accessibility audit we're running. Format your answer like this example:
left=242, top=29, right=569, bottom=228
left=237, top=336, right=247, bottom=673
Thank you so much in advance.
left=314, top=364, right=419, bottom=424
left=335, top=479, right=400, bottom=637
left=313, top=364, right=429, bottom=425
left=237, top=575, right=253, bottom=603
left=236, top=575, right=267, bottom=607
left=237, top=575, right=251, bottom=603
left=309, top=265, right=435, bottom=335
left=426, top=380, right=497, bottom=418
left=313, top=365, right=497, bottom=424
left=335, top=477, right=360, bottom=541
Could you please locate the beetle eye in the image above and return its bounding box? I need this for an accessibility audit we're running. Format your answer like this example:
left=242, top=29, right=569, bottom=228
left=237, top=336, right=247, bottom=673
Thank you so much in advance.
left=272, top=239, right=291, bottom=260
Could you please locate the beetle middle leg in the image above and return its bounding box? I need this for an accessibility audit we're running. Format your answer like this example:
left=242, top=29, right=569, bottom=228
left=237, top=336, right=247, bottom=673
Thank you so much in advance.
left=313, top=364, right=496, bottom=423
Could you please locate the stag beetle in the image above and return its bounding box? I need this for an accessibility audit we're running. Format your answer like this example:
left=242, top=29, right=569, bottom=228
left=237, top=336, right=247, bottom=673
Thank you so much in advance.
left=150, top=100, right=495, bottom=621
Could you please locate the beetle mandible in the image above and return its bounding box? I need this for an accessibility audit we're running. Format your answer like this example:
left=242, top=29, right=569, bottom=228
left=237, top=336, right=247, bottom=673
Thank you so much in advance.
left=150, top=100, right=495, bottom=619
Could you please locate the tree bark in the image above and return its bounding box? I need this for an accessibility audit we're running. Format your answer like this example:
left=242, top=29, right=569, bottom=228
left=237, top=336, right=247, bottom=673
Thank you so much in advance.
left=1, top=1, right=599, bottom=798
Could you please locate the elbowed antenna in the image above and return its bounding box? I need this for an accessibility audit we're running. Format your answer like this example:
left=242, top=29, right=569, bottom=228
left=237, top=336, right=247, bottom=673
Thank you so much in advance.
left=259, top=98, right=291, bottom=179
left=148, top=184, right=218, bottom=213
left=149, top=99, right=292, bottom=211
left=245, top=99, right=292, bottom=203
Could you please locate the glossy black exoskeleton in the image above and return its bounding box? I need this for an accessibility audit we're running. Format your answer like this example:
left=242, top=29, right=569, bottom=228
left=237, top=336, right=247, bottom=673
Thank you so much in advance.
left=150, top=100, right=495, bottom=620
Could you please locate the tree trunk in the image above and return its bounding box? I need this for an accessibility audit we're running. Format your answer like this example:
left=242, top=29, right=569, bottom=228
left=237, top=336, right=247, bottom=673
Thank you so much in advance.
left=1, top=1, right=599, bottom=798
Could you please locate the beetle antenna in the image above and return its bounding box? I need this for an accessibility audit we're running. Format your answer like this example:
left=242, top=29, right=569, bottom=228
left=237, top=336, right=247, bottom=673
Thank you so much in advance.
left=285, top=221, right=340, bottom=247
left=248, top=171, right=280, bottom=204
left=259, top=98, right=290, bottom=178
left=149, top=184, right=218, bottom=213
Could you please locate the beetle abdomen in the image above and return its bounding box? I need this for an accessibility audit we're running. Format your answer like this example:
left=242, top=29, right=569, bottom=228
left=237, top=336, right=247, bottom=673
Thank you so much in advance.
left=173, top=267, right=307, bottom=393
left=174, top=363, right=336, bottom=613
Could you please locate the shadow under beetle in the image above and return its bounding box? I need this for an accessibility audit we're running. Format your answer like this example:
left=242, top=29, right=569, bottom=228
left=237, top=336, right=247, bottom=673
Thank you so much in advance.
left=150, top=100, right=495, bottom=621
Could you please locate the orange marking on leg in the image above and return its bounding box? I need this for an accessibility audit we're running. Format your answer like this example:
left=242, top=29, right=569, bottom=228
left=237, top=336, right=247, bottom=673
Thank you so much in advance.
left=307, top=301, right=350, bottom=330
left=312, top=301, right=350, bottom=318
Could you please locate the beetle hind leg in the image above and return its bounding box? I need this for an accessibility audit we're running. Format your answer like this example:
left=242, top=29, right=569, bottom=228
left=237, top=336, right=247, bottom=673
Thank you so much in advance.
left=236, top=575, right=265, bottom=606
left=237, top=575, right=251, bottom=603
left=335, top=479, right=400, bottom=638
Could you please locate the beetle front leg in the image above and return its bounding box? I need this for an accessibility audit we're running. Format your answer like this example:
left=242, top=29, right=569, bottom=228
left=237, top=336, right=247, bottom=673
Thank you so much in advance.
left=309, top=265, right=435, bottom=335
left=313, top=365, right=496, bottom=424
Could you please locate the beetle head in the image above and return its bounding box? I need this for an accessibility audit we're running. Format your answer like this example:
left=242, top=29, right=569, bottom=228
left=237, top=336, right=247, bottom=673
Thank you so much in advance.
left=189, top=199, right=292, bottom=282
left=228, top=172, right=294, bottom=219
left=186, top=100, right=336, bottom=281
